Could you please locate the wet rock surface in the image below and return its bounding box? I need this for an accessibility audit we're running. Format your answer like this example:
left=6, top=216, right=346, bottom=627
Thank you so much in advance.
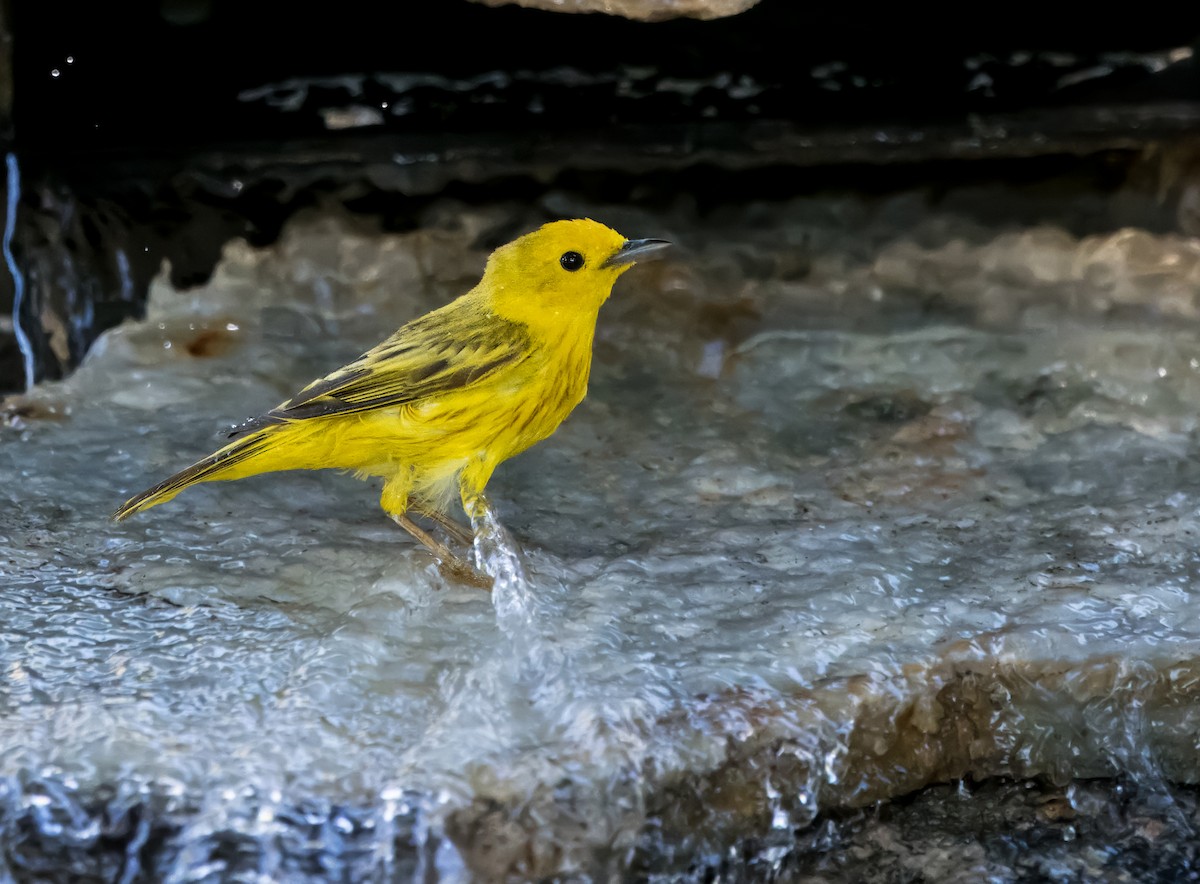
left=6, top=775, right=1196, bottom=881
left=676, top=777, right=1200, bottom=882
left=4, top=191, right=1200, bottom=876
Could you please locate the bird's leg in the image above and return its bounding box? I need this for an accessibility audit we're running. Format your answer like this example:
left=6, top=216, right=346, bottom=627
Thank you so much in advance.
left=462, top=493, right=488, bottom=527
left=411, top=505, right=475, bottom=547
left=389, top=512, right=493, bottom=591
left=459, top=459, right=497, bottom=527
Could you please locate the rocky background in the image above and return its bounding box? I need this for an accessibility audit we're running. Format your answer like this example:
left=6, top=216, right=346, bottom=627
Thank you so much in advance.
left=3, top=2, right=1200, bottom=390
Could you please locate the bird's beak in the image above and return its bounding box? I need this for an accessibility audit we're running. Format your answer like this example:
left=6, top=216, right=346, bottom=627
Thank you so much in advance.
left=601, top=238, right=671, bottom=268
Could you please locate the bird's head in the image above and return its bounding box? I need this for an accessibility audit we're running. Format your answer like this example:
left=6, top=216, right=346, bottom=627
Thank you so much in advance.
left=480, top=219, right=669, bottom=329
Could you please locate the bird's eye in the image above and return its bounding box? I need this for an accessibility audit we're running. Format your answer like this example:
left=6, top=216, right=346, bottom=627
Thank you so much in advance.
left=560, top=251, right=584, bottom=272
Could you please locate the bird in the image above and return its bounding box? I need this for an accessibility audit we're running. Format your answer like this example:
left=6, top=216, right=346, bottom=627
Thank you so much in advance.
left=114, top=219, right=669, bottom=587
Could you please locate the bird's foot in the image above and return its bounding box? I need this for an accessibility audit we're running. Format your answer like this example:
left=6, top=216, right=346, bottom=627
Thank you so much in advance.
left=437, top=556, right=495, bottom=590
left=414, top=507, right=476, bottom=547
left=390, top=512, right=491, bottom=591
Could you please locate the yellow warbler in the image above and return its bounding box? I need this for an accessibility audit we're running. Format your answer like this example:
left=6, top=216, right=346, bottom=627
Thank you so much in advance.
left=114, top=219, right=668, bottom=586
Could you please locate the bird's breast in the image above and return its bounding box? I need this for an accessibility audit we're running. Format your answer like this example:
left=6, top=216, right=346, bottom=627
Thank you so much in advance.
left=384, top=325, right=595, bottom=472
left=484, top=329, right=593, bottom=458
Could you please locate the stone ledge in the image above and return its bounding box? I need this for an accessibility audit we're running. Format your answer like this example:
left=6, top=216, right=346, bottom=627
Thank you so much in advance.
left=469, top=0, right=759, bottom=20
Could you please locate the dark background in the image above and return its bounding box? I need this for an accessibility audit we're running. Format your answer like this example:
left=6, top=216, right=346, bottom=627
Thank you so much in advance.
left=13, top=2, right=1200, bottom=150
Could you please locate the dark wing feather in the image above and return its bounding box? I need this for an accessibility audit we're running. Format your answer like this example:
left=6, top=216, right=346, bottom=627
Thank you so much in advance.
left=229, top=309, right=531, bottom=438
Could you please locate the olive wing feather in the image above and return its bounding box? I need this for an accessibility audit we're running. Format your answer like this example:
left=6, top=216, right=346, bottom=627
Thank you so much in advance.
left=229, top=311, right=531, bottom=438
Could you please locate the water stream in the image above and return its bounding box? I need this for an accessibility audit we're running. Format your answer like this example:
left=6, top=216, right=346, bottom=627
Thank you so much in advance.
left=2, top=192, right=1199, bottom=878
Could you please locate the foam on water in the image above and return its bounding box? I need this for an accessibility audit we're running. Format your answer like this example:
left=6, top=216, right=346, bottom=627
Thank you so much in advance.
left=4, top=196, right=1200, bottom=877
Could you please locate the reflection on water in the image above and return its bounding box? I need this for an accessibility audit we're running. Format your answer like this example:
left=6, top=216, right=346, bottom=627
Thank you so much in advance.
left=3, top=193, right=1200, bottom=877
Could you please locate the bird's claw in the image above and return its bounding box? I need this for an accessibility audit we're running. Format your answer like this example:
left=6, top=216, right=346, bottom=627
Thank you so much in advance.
left=438, top=557, right=494, bottom=591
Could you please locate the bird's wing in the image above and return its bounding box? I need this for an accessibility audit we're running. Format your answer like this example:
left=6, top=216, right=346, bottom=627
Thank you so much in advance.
left=229, top=308, right=532, bottom=437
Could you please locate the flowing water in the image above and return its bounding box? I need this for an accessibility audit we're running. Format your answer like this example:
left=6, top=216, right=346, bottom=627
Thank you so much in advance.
left=2, top=191, right=1200, bottom=879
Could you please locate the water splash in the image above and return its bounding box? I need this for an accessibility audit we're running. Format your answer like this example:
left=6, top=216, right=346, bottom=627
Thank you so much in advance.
left=470, top=501, right=533, bottom=628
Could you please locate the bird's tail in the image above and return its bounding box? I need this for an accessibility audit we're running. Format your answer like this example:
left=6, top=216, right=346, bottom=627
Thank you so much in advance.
left=113, top=426, right=283, bottom=521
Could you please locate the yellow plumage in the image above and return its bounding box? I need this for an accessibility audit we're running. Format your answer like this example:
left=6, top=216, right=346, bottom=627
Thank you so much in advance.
left=114, top=219, right=668, bottom=586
